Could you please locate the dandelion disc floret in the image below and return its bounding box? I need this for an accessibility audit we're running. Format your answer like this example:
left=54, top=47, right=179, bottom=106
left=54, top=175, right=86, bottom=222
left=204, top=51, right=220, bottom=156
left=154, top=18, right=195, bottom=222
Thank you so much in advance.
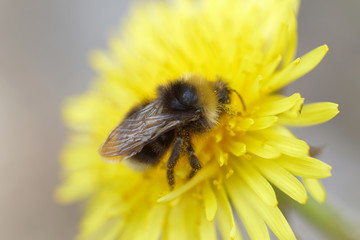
left=57, top=0, right=339, bottom=239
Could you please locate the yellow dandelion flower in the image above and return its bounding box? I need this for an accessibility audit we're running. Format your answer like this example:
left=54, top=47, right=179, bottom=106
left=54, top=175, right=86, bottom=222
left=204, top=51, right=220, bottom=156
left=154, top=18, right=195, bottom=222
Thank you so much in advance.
left=57, top=0, right=339, bottom=239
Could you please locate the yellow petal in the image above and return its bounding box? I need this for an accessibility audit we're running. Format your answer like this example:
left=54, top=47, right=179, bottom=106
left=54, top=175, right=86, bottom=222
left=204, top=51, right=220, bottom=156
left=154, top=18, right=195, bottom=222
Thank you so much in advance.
left=157, top=162, right=217, bottom=202
left=226, top=179, right=270, bottom=240
left=283, top=96, right=304, bottom=119
left=233, top=117, right=254, bottom=131
left=56, top=170, right=96, bottom=203
left=262, top=0, right=295, bottom=50
left=101, top=221, right=123, bottom=240
left=89, top=50, right=117, bottom=73
left=257, top=93, right=301, bottom=116
left=279, top=102, right=339, bottom=126
left=269, top=124, right=295, bottom=137
left=262, top=57, right=301, bottom=92
left=62, top=95, right=98, bottom=129
left=241, top=184, right=296, bottom=240
left=134, top=204, right=168, bottom=240
left=262, top=55, right=282, bottom=80
left=216, top=187, right=243, bottom=240
left=264, top=23, right=288, bottom=64
left=199, top=208, right=217, bottom=240
left=165, top=202, right=186, bottom=240
left=219, top=152, right=228, bottom=166
left=276, top=156, right=332, bottom=178
left=303, top=178, right=327, bottom=203
left=183, top=197, right=201, bottom=239
left=78, top=196, right=125, bottom=240
left=282, top=11, right=297, bottom=66
left=227, top=141, right=247, bottom=157
left=264, top=45, right=329, bottom=92
left=248, top=116, right=278, bottom=131
left=260, top=131, right=310, bottom=157
left=286, top=44, right=329, bottom=84
left=290, top=0, right=300, bottom=15
left=202, top=181, right=217, bottom=221
left=120, top=206, right=148, bottom=240
left=244, top=135, right=281, bottom=159
left=79, top=194, right=119, bottom=237
left=253, top=158, right=308, bottom=204
left=233, top=160, right=277, bottom=206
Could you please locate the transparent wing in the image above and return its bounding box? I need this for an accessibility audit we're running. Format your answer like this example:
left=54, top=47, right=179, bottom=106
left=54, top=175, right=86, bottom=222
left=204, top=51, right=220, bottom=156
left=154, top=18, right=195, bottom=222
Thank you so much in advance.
left=98, top=99, right=200, bottom=159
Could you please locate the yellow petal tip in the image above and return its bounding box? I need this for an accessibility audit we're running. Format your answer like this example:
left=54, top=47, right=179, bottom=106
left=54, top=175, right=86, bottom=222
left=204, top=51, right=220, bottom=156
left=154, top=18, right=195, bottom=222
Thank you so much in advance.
left=301, top=195, right=309, bottom=204
left=322, top=44, right=329, bottom=52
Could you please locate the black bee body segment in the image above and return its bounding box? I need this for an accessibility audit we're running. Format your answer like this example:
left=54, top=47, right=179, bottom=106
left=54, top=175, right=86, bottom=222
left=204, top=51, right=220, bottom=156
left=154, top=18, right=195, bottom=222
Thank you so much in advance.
left=130, top=129, right=175, bottom=165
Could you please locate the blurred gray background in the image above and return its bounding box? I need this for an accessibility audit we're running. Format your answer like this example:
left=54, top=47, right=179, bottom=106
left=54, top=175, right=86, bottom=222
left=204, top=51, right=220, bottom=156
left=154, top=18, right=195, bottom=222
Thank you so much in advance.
left=0, top=0, right=359, bottom=239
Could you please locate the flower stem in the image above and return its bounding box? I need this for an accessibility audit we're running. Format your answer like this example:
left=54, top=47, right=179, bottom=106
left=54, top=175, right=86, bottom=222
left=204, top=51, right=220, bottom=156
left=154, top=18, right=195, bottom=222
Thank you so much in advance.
left=292, top=198, right=359, bottom=240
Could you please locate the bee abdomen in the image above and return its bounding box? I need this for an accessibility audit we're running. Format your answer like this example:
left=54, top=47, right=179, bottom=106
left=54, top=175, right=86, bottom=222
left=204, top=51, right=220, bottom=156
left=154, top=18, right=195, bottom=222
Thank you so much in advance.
left=130, top=130, right=175, bottom=165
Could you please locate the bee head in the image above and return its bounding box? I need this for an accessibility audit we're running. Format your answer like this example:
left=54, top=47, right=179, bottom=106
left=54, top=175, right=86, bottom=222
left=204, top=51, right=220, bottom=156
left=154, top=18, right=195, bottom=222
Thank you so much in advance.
left=160, top=80, right=200, bottom=112
left=213, top=78, right=246, bottom=114
left=213, top=79, right=231, bottom=104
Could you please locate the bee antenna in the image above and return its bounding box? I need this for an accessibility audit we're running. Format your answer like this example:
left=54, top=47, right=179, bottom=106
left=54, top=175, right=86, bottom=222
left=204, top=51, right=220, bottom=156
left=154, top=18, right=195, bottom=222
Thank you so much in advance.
left=231, top=89, right=246, bottom=112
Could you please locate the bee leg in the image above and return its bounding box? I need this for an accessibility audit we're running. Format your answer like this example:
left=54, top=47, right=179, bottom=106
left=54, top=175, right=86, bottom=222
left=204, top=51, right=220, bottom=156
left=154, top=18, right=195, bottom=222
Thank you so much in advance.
left=187, top=144, right=202, bottom=179
left=167, top=136, right=183, bottom=189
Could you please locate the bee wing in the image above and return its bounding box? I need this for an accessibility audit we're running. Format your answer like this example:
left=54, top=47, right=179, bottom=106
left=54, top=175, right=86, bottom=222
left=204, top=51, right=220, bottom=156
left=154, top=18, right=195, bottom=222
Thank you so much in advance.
left=98, top=99, right=200, bottom=160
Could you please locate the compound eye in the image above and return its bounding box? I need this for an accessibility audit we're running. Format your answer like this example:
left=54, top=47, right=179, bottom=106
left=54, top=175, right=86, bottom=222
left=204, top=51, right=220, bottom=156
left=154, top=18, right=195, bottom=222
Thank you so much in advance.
left=175, top=84, right=198, bottom=107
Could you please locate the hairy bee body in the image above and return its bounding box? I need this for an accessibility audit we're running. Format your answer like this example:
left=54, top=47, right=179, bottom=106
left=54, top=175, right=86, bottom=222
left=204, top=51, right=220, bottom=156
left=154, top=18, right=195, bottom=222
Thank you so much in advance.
left=130, top=129, right=175, bottom=166
left=99, top=75, right=231, bottom=187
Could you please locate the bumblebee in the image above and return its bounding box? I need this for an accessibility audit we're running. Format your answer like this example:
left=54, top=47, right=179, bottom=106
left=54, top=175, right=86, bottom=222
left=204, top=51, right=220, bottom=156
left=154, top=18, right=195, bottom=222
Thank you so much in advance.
left=98, top=74, right=242, bottom=188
